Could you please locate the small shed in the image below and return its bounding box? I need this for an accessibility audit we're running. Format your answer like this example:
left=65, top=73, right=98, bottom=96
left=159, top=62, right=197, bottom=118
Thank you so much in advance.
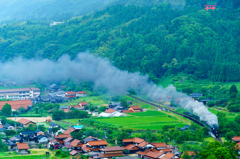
left=16, top=143, right=29, bottom=154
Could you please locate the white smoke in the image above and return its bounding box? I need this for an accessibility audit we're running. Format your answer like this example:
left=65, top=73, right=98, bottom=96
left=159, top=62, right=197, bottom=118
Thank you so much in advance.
left=0, top=53, right=218, bottom=127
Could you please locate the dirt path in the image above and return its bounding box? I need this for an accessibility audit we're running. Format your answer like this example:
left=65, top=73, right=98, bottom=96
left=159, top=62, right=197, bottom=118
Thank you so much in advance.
left=7, top=117, right=48, bottom=122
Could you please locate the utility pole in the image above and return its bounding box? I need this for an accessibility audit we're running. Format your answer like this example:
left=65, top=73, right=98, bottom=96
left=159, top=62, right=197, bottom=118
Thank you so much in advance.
left=14, top=115, right=16, bottom=131
left=37, top=119, right=38, bottom=130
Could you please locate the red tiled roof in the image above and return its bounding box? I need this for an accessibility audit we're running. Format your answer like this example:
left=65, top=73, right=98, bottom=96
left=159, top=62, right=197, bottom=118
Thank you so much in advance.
left=88, top=140, right=108, bottom=146
left=161, top=148, right=172, bottom=153
left=152, top=142, right=167, bottom=148
left=232, top=136, right=240, bottom=141
left=137, top=150, right=164, bottom=158
left=55, top=134, right=71, bottom=139
left=17, top=143, right=29, bottom=150
left=0, top=125, right=3, bottom=129
left=0, top=100, right=32, bottom=110
left=79, top=102, right=88, bottom=106
left=123, top=144, right=139, bottom=151
left=161, top=152, right=174, bottom=159
left=17, top=118, right=35, bottom=125
left=70, top=139, right=82, bottom=147
left=100, top=146, right=122, bottom=152
left=105, top=109, right=116, bottom=113
left=138, top=141, right=149, bottom=147
left=63, top=128, right=75, bottom=134
left=81, top=144, right=91, bottom=152
left=76, top=91, right=87, bottom=94
left=63, top=108, right=70, bottom=113
left=129, top=106, right=141, bottom=110
left=70, top=150, right=78, bottom=156
left=122, top=137, right=145, bottom=144
left=122, top=110, right=134, bottom=113
left=66, top=91, right=76, bottom=95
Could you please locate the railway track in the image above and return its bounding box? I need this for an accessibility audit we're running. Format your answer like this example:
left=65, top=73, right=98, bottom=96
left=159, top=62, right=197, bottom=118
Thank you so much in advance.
left=127, top=94, right=223, bottom=142
left=126, top=94, right=206, bottom=127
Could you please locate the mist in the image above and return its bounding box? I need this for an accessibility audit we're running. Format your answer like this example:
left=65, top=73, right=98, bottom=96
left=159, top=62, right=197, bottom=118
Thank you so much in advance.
left=0, top=53, right=218, bottom=127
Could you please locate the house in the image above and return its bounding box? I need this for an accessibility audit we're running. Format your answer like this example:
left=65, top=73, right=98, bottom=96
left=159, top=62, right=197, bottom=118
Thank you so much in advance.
left=98, top=109, right=126, bottom=117
left=179, top=125, right=190, bottom=131
left=50, top=21, right=64, bottom=26
left=181, top=151, right=196, bottom=159
left=151, top=143, right=168, bottom=150
left=49, top=122, right=60, bottom=129
left=232, top=136, right=240, bottom=142
left=189, top=93, right=202, bottom=99
left=98, top=146, right=124, bottom=158
left=64, top=137, right=74, bottom=149
left=200, top=98, right=214, bottom=105
left=79, top=102, right=88, bottom=107
left=0, top=127, right=7, bottom=135
left=128, top=106, right=142, bottom=112
left=20, top=131, right=35, bottom=141
left=36, top=135, right=49, bottom=144
left=18, top=118, right=35, bottom=127
left=122, top=137, right=145, bottom=146
left=16, top=143, right=29, bottom=154
left=48, top=139, right=61, bottom=149
left=76, top=91, right=87, bottom=97
left=70, top=139, right=83, bottom=150
left=83, top=140, right=108, bottom=152
left=122, top=110, right=134, bottom=113
left=3, top=124, right=14, bottom=130
left=137, top=141, right=154, bottom=150
left=137, top=149, right=165, bottom=159
left=55, top=134, right=72, bottom=145
left=83, top=136, right=98, bottom=144
left=71, top=105, right=84, bottom=110
left=92, top=110, right=99, bottom=116
left=70, top=150, right=79, bottom=156
left=48, top=84, right=61, bottom=92
left=65, top=91, right=77, bottom=99
left=0, top=100, right=32, bottom=111
left=160, top=152, right=175, bottom=159
left=63, top=127, right=76, bottom=134
left=122, top=144, right=139, bottom=154
left=108, top=102, right=121, bottom=108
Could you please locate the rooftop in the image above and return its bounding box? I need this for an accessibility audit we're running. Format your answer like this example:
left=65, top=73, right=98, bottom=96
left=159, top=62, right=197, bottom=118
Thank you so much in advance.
left=88, top=140, right=108, bottom=146
left=18, top=118, right=35, bottom=125
left=17, top=143, right=29, bottom=150
left=105, top=108, right=116, bottom=114
left=0, top=100, right=32, bottom=110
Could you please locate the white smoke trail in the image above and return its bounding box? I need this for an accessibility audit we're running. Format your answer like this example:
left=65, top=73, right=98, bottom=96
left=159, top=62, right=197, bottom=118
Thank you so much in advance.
left=0, top=53, right=218, bottom=127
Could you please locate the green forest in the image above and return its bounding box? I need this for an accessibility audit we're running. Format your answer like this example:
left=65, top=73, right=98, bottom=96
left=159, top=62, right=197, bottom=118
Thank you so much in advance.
left=0, top=0, right=240, bottom=84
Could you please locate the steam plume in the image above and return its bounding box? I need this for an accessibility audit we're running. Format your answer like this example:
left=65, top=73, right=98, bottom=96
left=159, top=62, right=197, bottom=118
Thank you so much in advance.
left=0, top=53, right=218, bottom=127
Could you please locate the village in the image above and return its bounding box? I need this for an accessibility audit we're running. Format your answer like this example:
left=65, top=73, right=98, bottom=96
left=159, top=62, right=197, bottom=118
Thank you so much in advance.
left=0, top=82, right=238, bottom=159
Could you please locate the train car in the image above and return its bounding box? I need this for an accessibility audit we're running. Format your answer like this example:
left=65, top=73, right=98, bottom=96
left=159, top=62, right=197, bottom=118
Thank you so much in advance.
left=183, top=112, right=200, bottom=120
left=211, top=124, right=219, bottom=138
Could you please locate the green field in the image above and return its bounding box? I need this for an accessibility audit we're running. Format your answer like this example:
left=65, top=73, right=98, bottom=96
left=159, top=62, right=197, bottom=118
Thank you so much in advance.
left=209, top=108, right=239, bottom=121
left=65, top=111, right=189, bottom=130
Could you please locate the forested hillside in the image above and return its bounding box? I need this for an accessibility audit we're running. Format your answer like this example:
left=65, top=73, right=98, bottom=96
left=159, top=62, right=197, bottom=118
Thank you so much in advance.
left=0, top=0, right=240, bottom=82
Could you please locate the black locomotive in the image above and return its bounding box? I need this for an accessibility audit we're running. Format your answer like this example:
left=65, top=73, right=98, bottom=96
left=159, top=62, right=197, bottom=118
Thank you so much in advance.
left=183, top=111, right=219, bottom=138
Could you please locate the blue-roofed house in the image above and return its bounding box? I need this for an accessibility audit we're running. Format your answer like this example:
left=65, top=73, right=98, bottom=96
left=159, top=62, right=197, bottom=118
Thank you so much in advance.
left=189, top=93, right=202, bottom=99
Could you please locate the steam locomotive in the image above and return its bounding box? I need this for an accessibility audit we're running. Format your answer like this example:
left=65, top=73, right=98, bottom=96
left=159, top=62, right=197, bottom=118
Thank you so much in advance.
left=183, top=111, right=219, bottom=138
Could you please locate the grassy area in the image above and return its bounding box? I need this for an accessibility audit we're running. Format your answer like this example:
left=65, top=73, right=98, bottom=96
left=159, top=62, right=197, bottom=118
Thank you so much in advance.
left=61, top=95, right=110, bottom=107
left=0, top=148, right=67, bottom=159
left=209, top=107, right=239, bottom=121
left=65, top=111, right=189, bottom=130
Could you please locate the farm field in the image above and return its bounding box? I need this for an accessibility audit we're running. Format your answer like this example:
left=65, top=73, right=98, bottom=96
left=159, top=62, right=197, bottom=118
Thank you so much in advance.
left=65, top=111, right=189, bottom=130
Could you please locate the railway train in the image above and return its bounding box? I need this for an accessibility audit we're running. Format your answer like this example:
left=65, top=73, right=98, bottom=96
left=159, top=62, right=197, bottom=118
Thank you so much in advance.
left=183, top=111, right=219, bottom=138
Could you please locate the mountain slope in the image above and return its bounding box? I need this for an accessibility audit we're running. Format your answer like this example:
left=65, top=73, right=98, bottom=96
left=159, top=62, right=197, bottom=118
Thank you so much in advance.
left=0, top=3, right=240, bottom=83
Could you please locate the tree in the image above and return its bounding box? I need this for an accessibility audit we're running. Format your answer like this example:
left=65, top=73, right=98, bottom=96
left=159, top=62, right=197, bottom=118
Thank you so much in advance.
left=227, top=94, right=240, bottom=112
left=181, top=152, right=191, bottom=159
left=230, top=85, right=238, bottom=99
left=199, top=141, right=238, bottom=159
left=234, top=115, right=240, bottom=123
left=120, top=99, right=129, bottom=108
left=52, top=110, right=65, bottom=120
left=18, top=106, right=25, bottom=114
left=1, top=103, right=12, bottom=116
left=225, top=130, right=237, bottom=141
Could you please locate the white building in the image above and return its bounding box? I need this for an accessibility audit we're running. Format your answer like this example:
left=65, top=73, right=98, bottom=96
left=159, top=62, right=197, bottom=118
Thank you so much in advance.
left=76, top=91, right=87, bottom=97
left=0, top=88, right=40, bottom=100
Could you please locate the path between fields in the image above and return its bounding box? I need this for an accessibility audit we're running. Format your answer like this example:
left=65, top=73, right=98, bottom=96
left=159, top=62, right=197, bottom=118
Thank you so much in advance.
left=7, top=117, right=48, bottom=122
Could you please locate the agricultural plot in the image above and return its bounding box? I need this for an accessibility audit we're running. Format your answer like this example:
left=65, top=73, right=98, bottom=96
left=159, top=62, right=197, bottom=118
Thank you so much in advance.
left=94, top=111, right=188, bottom=130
